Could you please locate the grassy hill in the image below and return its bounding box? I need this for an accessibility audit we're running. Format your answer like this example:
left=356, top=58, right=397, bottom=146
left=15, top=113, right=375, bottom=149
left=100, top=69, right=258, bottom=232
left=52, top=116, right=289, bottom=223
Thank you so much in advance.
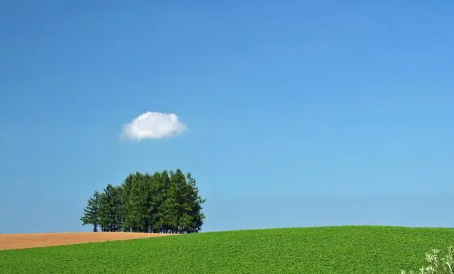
left=1, top=226, right=454, bottom=273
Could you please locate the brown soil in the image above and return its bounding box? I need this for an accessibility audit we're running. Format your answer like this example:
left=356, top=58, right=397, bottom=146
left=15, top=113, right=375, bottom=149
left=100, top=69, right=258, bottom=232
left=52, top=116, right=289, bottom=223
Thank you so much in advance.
left=0, top=232, right=172, bottom=251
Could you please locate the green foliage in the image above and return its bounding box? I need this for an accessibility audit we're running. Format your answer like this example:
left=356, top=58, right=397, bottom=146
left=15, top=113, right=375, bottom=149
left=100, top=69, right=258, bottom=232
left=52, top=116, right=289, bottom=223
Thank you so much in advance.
left=2, top=226, right=454, bottom=273
left=98, top=184, right=124, bottom=232
left=80, top=190, right=101, bottom=232
left=81, top=169, right=205, bottom=234
left=401, top=245, right=454, bottom=274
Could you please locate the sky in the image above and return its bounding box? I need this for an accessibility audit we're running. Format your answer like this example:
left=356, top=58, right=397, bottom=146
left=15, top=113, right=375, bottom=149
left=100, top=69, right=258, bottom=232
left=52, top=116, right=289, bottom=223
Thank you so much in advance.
left=0, top=1, right=453, bottom=233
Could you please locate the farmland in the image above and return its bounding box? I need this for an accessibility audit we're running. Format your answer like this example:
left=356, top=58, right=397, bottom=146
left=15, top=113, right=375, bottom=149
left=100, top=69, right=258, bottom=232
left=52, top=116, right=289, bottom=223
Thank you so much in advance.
left=0, top=232, right=171, bottom=251
left=1, top=226, right=453, bottom=273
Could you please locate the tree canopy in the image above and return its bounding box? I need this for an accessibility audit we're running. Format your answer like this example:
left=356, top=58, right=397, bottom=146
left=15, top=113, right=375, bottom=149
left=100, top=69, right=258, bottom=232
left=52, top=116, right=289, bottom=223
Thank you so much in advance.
left=81, top=169, right=205, bottom=234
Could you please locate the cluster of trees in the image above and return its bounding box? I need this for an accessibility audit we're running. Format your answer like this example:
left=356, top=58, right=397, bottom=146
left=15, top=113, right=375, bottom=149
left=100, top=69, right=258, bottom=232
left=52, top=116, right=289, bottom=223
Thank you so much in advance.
left=80, top=169, right=205, bottom=234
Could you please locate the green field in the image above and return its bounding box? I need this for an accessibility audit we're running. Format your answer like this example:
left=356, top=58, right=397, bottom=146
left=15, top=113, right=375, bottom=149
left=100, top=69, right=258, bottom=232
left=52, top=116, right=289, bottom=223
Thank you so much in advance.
left=1, top=226, right=453, bottom=273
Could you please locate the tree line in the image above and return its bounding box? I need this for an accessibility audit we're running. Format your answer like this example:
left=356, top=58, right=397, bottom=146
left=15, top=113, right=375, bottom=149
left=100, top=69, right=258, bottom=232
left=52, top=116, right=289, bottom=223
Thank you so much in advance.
left=80, top=169, right=205, bottom=234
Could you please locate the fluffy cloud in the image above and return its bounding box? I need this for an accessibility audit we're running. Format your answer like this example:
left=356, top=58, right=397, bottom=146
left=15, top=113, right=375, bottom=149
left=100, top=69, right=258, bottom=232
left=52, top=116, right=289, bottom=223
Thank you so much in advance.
left=120, top=111, right=187, bottom=141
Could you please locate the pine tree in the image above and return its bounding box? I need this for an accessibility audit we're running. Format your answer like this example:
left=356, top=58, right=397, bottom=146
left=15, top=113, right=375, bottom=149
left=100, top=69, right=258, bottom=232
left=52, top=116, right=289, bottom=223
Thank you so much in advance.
left=147, top=172, right=164, bottom=233
left=98, top=184, right=124, bottom=232
left=158, top=170, right=179, bottom=233
left=125, top=173, right=150, bottom=232
left=174, top=169, right=192, bottom=233
left=82, top=169, right=205, bottom=234
left=111, top=185, right=124, bottom=231
left=185, top=172, right=206, bottom=233
left=80, top=191, right=101, bottom=232
left=121, top=174, right=134, bottom=232
left=98, top=187, right=111, bottom=231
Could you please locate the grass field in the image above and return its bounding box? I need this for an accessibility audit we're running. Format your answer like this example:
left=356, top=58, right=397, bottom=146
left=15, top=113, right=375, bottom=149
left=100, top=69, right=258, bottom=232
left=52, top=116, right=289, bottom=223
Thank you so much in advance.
left=1, top=226, right=454, bottom=273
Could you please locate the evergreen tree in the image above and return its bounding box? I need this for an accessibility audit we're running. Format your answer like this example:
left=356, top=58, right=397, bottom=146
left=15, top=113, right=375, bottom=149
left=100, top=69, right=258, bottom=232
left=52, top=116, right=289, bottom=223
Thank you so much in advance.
left=147, top=172, right=164, bottom=233
left=111, top=185, right=124, bottom=231
left=157, top=170, right=178, bottom=233
left=123, top=172, right=143, bottom=232
left=185, top=172, right=206, bottom=233
left=99, top=184, right=124, bottom=232
left=121, top=174, right=134, bottom=232
left=80, top=191, right=101, bottom=232
left=82, top=169, right=205, bottom=234
left=174, top=169, right=193, bottom=233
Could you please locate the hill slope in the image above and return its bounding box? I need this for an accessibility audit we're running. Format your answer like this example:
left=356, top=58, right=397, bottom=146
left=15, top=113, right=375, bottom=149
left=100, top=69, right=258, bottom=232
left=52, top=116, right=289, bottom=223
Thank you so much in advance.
left=1, top=226, right=453, bottom=273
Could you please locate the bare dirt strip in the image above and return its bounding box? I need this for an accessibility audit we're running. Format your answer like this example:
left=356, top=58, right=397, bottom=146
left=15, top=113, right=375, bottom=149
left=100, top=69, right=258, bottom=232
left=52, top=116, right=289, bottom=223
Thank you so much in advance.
left=0, top=232, right=172, bottom=251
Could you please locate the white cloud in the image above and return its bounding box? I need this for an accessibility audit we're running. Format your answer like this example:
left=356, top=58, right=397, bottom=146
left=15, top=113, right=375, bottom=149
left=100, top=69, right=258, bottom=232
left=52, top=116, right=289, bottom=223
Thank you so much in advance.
left=120, top=111, right=187, bottom=141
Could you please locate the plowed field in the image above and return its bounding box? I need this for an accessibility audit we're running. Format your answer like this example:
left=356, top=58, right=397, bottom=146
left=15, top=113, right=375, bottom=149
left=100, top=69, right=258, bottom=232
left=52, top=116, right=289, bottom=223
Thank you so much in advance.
left=0, top=232, right=171, bottom=250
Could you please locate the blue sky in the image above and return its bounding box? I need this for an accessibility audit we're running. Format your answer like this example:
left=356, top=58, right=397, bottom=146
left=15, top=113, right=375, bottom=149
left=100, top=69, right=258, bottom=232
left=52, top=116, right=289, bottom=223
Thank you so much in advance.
left=0, top=1, right=453, bottom=233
